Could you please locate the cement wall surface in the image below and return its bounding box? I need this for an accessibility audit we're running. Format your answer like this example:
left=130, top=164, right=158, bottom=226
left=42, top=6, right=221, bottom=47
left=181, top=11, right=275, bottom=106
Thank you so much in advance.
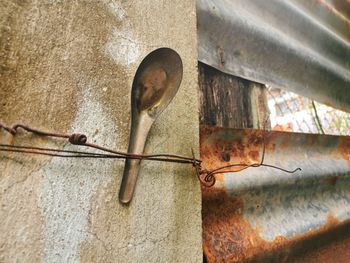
left=0, top=1, right=201, bottom=262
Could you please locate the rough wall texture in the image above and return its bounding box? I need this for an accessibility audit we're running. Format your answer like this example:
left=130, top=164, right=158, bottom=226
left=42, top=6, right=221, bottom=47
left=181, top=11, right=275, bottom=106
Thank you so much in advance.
left=0, top=1, right=201, bottom=262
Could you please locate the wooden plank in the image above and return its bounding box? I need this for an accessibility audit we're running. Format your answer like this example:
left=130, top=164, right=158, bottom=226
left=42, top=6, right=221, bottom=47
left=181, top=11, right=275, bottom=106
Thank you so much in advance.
left=198, top=62, right=269, bottom=129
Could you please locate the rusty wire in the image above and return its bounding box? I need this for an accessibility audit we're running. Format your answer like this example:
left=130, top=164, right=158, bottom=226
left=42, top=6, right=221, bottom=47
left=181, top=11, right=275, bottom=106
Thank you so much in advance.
left=199, top=128, right=301, bottom=186
left=0, top=122, right=301, bottom=187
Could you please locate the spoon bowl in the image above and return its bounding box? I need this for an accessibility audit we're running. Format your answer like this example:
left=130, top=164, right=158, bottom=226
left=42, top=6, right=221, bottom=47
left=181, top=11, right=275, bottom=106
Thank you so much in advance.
left=119, top=48, right=183, bottom=204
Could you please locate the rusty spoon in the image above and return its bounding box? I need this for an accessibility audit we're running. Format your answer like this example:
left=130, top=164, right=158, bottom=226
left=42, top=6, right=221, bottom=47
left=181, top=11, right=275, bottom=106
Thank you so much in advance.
left=119, top=48, right=183, bottom=204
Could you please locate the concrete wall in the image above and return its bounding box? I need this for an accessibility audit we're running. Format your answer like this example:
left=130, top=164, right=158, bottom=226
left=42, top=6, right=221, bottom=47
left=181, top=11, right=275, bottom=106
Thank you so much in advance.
left=0, top=1, right=202, bottom=262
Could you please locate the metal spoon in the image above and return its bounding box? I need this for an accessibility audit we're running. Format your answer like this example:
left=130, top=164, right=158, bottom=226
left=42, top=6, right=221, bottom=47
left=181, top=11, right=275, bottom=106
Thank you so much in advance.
left=119, top=48, right=183, bottom=204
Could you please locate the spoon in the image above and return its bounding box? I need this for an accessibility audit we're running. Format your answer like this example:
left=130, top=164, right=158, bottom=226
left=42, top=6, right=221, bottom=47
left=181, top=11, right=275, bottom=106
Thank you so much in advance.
left=119, top=48, right=183, bottom=204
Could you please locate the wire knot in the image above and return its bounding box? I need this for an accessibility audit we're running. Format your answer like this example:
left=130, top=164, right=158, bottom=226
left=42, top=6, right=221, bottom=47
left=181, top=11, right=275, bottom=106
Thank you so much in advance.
left=199, top=169, right=216, bottom=187
left=69, top=133, right=87, bottom=145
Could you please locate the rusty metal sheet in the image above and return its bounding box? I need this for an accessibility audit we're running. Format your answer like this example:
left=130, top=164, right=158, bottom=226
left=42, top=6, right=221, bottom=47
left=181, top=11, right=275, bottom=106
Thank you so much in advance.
left=200, top=125, right=350, bottom=262
left=197, top=0, right=350, bottom=112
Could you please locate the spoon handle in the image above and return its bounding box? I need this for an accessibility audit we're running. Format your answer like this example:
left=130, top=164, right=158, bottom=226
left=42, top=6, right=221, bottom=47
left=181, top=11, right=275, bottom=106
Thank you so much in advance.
left=119, top=114, right=154, bottom=204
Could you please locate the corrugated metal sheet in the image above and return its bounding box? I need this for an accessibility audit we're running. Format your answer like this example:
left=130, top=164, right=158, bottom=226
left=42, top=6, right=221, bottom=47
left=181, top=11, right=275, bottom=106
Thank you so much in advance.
left=197, top=0, right=350, bottom=112
left=200, top=125, right=350, bottom=262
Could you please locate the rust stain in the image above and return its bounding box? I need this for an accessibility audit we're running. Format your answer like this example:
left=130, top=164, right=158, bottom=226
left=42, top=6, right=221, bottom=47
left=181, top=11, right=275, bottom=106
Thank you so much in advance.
left=203, top=191, right=346, bottom=262
left=339, top=137, right=350, bottom=166
left=294, top=227, right=350, bottom=263
left=202, top=193, right=269, bottom=263
left=323, top=176, right=339, bottom=186
left=291, top=215, right=350, bottom=263
left=316, top=0, right=350, bottom=26
left=220, top=150, right=231, bottom=162
left=200, top=125, right=350, bottom=262
left=200, top=126, right=272, bottom=171
left=248, top=151, right=259, bottom=161
left=199, top=125, right=283, bottom=196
